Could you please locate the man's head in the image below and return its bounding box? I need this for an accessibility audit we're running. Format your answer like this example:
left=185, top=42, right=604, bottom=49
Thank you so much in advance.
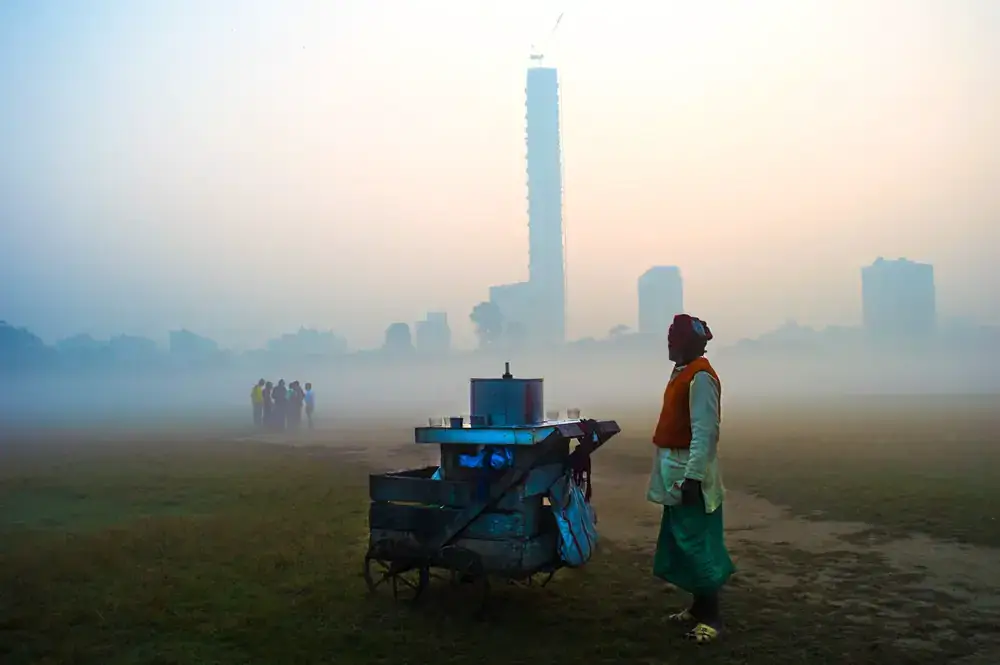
left=258, top=378, right=265, bottom=386
left=305, top=383, right=312, bottom=391
left=667, top=314, right=713, bottom=365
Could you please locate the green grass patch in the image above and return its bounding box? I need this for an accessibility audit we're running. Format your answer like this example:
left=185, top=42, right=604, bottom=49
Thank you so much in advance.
left=0, top=437, right=988, bottom=664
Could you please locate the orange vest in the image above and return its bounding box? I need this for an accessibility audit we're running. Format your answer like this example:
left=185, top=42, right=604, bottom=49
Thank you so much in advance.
left=652, top=357, right=721, bottom=449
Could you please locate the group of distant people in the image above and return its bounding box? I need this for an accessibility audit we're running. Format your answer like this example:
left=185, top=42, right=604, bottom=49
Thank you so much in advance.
left=250, top=379, right=315, bottom=430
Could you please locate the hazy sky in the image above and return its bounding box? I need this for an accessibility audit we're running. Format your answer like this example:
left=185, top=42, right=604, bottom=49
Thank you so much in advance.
left=1, top=0, right=997, bottom=350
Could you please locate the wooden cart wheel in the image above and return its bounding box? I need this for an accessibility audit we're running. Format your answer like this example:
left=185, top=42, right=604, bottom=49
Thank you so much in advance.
left=506, top=569, right=556, bottom=588
left=537, top=569, right=557, bottom=587
left=363, top=553, right=429, bottom=603
left=439, top=545, right=490, bottom=616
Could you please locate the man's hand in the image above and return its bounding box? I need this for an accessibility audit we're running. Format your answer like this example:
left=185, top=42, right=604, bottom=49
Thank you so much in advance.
left=680, top=478, right=702, bottom=507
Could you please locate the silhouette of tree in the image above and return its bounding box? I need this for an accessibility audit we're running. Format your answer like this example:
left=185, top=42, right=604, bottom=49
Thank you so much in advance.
left=469, top=301, right=504, bottom=348
left=608, top=324, right=630, bottom=339
left=505, top=321, right=529, bottom=349
left=383, top=322, right=413, bottom=353
left=0, top=321, right=54, bottom=371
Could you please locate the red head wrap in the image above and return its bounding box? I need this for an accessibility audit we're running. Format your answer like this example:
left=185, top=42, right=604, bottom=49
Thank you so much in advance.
left=667, top=314, right=713, bottom=349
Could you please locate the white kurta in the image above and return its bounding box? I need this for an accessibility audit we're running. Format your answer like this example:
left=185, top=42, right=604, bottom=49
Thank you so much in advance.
left=646, top=366, right=725, bottom=513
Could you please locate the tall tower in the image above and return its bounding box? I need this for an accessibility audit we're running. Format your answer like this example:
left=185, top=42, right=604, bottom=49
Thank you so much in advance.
left=525, top=63, right=565, bottom=344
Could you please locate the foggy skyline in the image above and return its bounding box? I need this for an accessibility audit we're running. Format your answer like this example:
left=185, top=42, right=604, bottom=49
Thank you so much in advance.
left=1, top=0, right=998, bottom=350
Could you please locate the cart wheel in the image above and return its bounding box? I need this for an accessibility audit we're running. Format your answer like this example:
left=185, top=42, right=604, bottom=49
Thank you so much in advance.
left=507, top=569, right=555, bottom=588
left=440, top=545, right=490, bottom=616
left=537, top=569, right=556, bottom=587
left=363, top=554, right=429, bottom=603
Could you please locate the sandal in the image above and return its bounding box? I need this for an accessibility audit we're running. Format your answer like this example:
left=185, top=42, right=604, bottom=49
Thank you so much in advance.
left=684, top=623, right=720, bottom=644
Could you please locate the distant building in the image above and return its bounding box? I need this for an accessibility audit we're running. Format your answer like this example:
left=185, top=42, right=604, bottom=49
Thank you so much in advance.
left=168, top=329, right=218, bottom=357
left=861, top=257, right=936, bottom=340
left=56, top=333, right=105, bottom=354
left=108, top=334, right=158, bottom=363
left=525, top=64, right=566, bottom=345
left=266, top=327, right=347, bottom=356
left=414, top=312, right=451, bottom=354
left=484, top=60, right=566, bottom=347
left=637, top=266, right=684, bottom=336
left=489, top=282, right=534, bottom=334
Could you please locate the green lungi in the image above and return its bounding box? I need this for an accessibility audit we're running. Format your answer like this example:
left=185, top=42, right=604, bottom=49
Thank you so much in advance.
left=653, top=504, right=735, bottom=594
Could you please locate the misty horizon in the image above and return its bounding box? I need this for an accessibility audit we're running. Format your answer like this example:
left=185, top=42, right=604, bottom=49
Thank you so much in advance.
left=4, top=339, right=999, bottom=430
left=2, top=1, right=998, bottom=351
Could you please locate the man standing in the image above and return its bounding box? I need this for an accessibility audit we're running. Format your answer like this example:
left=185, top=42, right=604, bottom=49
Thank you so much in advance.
left=251, top=379, right=265, bottom=426
left=647, top=314, right=734, bottom=644
left=288, top=381, right=305, bottom=430
left=262, top=381, right=274, bottom=428
left=272, top=379, right=288, bottom=430
left=304, top=382, right=315, bottom=430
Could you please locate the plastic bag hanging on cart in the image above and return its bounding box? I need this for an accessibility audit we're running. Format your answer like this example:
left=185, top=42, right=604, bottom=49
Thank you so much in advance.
left=548, top=473, right=598, bottom=567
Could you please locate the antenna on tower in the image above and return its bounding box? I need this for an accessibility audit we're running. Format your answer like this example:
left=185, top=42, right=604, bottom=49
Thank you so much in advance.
left=529, top=12, right=564, bottom=65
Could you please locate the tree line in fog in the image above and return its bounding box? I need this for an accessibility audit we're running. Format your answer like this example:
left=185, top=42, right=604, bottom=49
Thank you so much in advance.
left=3, top=314, right=997, bottom=377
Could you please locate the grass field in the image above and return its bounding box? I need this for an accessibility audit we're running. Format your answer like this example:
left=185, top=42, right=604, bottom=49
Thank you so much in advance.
left=2, top=396, right=998, bottom=664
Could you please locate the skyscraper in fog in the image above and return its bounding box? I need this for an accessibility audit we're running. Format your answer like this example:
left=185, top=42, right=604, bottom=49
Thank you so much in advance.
left=861, top=257, right=936, bottom=340
left=487, top=61, right=566, bottom=345
left=637, top=267, right=684, bottom=336
left=525, top=64, right=565, bottom=344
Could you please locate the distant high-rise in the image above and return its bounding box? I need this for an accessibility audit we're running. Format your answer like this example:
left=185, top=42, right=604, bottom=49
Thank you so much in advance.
left=637, top=267, right=684, bottom=336
left=487, top=61, right=566, bottom=345
left=525, top=64, right=565, bottom=344
left=414, top=312, right=451, bottom=354
left=861, top=257, right=936, bottom=340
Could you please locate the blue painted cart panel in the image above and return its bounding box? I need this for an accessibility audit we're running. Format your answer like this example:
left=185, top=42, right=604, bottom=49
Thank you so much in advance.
left=413, top=420, right=589, bottom=446
left=369, top=463, right=566, bottom=510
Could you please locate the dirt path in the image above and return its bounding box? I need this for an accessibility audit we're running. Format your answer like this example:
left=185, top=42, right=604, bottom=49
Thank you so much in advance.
left=590, top=464, right=1000, bottom=662
left=593, top=463, right=1000, bottom=594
